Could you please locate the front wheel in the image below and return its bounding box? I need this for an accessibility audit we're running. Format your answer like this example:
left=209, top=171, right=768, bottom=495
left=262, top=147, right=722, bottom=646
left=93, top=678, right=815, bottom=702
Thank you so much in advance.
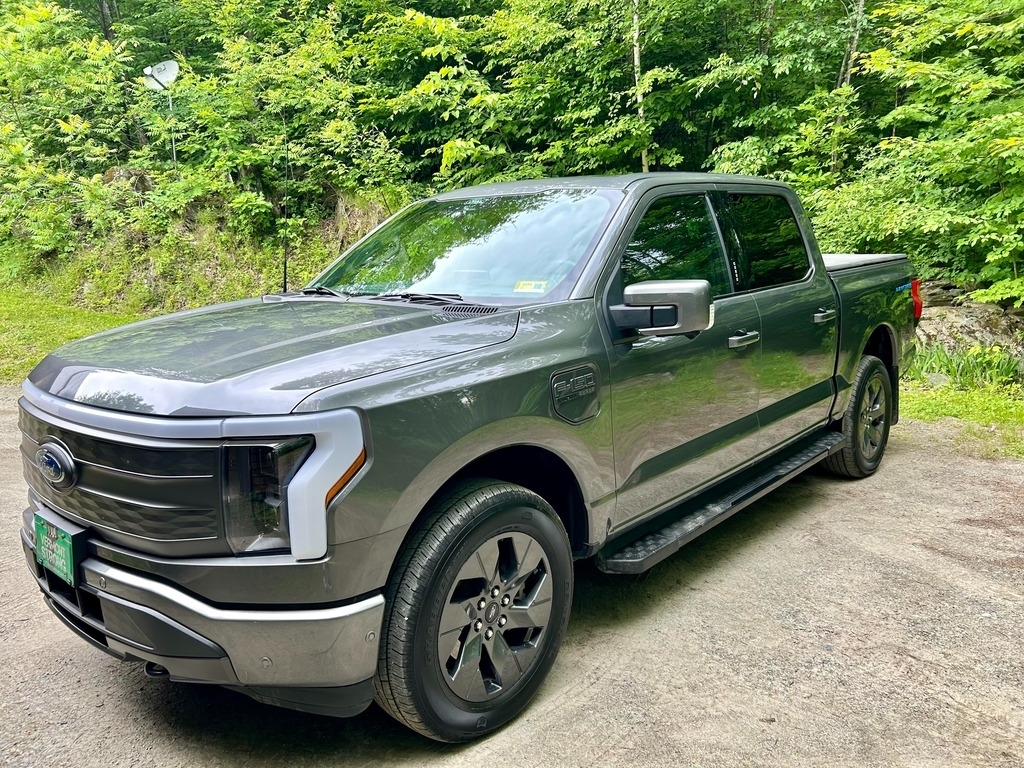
left=824, top=354, right=893, bottom=478
left=374, top=480, right=573, bottom=742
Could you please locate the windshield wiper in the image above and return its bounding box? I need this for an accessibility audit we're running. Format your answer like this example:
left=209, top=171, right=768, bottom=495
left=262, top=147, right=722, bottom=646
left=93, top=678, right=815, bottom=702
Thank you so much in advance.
left=372, top=292, right=465, bottom=304
left=301, top=284, right=346, bottom=297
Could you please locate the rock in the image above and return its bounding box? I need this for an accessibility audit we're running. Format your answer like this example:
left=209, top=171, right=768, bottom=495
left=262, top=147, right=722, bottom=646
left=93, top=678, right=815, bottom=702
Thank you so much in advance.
left=920, top=282, right=956, bottom=307
left=916, top=280, right=1024, bottom=362
left=102, top=167, right=154, bottom=194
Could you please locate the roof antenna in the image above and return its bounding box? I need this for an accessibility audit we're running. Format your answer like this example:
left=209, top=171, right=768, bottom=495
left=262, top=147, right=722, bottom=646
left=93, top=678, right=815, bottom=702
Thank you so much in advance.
left=281, top=110, right=290, bottom=293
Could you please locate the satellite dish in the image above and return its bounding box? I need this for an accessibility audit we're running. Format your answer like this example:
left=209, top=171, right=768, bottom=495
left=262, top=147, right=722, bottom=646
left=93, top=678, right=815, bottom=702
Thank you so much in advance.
left=143, top=60, right=179, bottom=91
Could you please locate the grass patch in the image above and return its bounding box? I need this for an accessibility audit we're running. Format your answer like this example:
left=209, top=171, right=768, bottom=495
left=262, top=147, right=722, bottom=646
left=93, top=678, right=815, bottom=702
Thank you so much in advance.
left=0, top=288, right=142, bottom=385
left=901, top=384, right=1024, bottom=458
left=901, top=342, right=1024, bottom=458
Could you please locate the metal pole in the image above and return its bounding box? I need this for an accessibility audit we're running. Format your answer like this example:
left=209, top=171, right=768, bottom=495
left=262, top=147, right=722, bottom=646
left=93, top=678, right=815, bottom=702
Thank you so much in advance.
left=282, top=114, right=289, bottom=293
left=168, top=93, right=177, bottom=169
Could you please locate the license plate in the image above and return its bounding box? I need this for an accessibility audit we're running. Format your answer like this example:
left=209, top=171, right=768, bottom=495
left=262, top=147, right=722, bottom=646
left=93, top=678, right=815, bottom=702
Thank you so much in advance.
left=34, top=513, right=78, bottom=586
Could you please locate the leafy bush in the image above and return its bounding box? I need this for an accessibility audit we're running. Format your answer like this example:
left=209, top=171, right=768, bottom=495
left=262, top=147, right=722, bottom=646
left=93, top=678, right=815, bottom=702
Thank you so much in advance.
left=909, top=343, right=1022, bottom=390
left=903, top=343, right=1024, bottom=456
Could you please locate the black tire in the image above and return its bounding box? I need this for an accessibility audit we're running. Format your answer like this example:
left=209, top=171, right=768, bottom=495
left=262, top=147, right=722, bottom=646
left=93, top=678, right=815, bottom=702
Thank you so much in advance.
left=374, top=480, right=573, bottom=742
left=824, top=354, right=893, bottom=478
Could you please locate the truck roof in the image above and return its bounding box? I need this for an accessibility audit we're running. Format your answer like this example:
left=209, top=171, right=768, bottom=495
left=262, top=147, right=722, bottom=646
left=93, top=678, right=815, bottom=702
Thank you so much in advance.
left=431, top=172, right=791, bottom=200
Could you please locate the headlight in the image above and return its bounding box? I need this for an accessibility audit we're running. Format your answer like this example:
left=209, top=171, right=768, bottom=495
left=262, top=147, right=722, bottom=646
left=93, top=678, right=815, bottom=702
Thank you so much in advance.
left=223, top=436, right=314, bottom=555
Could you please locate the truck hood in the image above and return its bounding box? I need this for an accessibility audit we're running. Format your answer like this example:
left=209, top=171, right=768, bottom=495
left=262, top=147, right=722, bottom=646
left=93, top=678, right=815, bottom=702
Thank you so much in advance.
left=28, top=296, right=519, bottom=416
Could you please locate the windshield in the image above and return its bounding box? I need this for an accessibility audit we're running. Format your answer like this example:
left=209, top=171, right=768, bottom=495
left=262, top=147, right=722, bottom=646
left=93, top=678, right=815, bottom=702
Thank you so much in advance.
left=312, top=189, right=620, bottom=304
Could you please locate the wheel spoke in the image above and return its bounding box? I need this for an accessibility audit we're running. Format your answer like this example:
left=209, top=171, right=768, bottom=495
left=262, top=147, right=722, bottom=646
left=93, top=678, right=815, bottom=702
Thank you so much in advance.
left=865, top=424, right=882, bottom=447
left=504, top=595, right=552, bottom=631
left=503, top=532, right=544, bottom=590
left=861, top=427, right=873, bottom=455
left=522, top=551, right=553, bottom=604
left=453, top=537, right=501, bottom=585
left=505, top=564, right=553, bottom=631
left=488, top=630, right=526, bottom=690
left=438, top=599, right=473, bottom=638
left=447, top=632, right=488, bottom=701
left=867, top=379, right=881, bottom=404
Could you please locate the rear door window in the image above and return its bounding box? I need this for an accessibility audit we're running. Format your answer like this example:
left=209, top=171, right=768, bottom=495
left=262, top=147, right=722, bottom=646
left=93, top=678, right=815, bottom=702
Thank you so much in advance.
left=725, top=193, right=810, bottom=291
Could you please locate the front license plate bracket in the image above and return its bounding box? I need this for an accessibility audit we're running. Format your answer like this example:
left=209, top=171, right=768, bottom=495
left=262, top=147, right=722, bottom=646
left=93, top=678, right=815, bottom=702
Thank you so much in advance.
left=33, top=507, right=87, bottom=587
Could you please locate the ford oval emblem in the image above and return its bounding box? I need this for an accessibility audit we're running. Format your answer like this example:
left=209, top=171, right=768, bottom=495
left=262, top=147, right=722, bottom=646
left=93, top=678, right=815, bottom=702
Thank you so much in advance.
left=35, top=443, right=77, bottom=492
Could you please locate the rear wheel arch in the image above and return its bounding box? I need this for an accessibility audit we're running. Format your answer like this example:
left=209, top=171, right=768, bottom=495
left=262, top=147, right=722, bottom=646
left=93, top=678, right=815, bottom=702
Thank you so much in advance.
left=861, top=323, right=899, bottom=423
left=863, top=324, right=896, bottom=372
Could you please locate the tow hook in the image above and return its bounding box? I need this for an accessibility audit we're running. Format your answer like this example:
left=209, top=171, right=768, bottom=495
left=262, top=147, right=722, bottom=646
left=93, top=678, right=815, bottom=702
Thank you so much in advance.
left=144, top=662, right=170, bottom=679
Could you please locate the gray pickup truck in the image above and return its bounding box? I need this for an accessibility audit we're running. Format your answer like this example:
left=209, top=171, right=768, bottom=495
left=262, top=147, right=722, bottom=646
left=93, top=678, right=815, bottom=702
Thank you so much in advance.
left=18, top=173, right=919, bottom=742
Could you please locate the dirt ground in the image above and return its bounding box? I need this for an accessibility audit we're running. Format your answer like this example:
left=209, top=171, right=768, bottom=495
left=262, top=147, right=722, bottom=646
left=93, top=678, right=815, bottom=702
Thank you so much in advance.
left=1, top=384, right=1022, bottom=768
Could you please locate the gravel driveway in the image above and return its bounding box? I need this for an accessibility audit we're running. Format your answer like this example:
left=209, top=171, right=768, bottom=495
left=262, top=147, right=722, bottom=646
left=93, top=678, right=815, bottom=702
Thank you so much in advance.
left=1, top=385, right=1022, bottom=767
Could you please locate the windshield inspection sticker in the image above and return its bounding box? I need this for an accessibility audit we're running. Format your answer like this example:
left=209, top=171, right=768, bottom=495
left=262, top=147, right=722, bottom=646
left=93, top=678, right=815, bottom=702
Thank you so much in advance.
left=514, top=280, right=548, bottom=294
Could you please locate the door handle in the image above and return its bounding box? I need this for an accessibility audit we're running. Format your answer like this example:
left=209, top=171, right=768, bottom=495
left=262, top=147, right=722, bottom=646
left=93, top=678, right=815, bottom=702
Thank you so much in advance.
left=813, top=308, right=837, bottom=323
left=728, top=330, right=761, bottom=349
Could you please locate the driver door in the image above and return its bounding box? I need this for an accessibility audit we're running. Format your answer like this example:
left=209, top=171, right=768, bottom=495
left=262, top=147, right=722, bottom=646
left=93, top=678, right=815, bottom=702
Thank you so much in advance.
left=607, top=191, right=762, bottom=531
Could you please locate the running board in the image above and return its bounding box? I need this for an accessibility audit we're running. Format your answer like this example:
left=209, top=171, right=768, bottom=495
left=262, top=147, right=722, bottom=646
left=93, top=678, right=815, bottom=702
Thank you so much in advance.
left=596, top=431, right=848, bottom=575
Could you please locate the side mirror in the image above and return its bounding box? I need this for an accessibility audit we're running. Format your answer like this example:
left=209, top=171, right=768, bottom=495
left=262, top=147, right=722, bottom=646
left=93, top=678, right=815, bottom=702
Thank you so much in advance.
left=611, top=279, right=715, bottom=337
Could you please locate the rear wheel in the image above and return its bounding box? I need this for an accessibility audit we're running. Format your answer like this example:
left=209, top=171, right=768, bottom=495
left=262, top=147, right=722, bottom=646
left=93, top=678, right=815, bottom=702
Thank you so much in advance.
left=824, top=354, right=892, bottom=478
left=374, top=480, right=573, bottom=742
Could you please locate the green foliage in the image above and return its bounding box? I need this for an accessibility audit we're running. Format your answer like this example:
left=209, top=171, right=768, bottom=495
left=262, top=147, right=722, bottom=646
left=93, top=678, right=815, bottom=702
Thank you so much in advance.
left=0, top=1, right=134, bottom=272
left=2, top=0, right=1024, bottom=310
left=908, top=342, right=1022, bottom=389
left=902, top=341, right=1024, bottom=456
left=713, top=0, right=1024, bottom=307
left=36, top=217, right=362, bottom=313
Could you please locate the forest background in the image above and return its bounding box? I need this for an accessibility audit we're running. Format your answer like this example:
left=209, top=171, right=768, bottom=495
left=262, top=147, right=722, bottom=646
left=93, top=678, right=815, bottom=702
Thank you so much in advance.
left=1, top=0, right=1023, bottom=449
left=1, top=0, right=1023, bottom=314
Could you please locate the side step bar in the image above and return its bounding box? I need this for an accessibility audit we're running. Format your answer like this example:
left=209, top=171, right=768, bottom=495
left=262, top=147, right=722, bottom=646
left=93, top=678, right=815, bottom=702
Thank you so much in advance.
left=596, top=431, right=848, bottom=575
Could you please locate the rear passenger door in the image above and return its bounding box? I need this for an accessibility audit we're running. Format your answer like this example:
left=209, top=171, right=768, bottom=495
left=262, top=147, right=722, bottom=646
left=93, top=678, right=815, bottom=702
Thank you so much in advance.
left=606, top=191, right=762, bottom=531
left=714, top=188, right=839, bottom=450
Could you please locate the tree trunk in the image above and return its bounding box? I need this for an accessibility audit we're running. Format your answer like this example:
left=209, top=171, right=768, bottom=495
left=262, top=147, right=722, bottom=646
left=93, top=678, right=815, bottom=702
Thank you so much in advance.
left=97, top=0, right=118, bottom=41
left=759, top=0, right=776, bottom=57
left=632, top=0, right=649, bottom=172
left=837, top=0, right=867, bottom=88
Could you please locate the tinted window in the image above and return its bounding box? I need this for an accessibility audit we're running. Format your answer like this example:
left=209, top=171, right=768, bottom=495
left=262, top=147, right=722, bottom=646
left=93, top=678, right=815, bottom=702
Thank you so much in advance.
left=728, top=194, right=810, bottom=290
left=621, top=195, right=731, bottom=296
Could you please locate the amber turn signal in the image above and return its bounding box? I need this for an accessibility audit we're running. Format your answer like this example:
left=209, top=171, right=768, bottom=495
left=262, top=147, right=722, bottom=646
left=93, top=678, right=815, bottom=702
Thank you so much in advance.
left=325, top=447, right=367, bottom=507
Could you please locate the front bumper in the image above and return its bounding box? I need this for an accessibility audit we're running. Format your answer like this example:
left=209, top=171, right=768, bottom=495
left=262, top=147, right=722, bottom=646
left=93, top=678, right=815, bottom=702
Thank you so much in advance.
left=21, top=525, right=385, bottom=718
